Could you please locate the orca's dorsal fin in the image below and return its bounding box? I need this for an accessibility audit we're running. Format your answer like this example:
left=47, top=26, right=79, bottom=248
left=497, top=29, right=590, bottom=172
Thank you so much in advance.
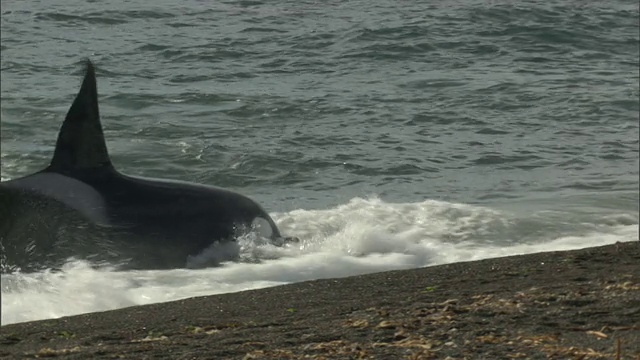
left=47, top=60, right=113, bottom=173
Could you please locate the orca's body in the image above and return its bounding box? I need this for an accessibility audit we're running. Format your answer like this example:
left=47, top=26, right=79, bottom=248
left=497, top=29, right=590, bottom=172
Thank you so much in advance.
left=0, top=61, right=291, bottom=272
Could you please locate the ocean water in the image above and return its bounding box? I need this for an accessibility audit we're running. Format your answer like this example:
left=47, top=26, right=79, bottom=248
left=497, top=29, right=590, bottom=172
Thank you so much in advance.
left=1, top=0, right=638, bottom=325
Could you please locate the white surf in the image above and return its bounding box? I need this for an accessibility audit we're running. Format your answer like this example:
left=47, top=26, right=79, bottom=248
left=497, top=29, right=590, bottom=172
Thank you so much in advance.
left=1, top=196, right=637, bottom=325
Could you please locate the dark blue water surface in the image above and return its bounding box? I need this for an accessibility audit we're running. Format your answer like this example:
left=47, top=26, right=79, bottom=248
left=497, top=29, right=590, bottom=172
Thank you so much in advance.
left=2, top=0, right=638, bottom=214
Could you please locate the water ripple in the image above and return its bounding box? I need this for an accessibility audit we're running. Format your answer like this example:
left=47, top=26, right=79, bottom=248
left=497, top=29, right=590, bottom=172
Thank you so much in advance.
left=1, top=0, right=638, bottom=208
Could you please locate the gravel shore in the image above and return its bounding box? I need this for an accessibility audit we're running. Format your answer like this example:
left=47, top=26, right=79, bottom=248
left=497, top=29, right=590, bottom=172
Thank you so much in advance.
left=1, top=241, right=638, bottom=359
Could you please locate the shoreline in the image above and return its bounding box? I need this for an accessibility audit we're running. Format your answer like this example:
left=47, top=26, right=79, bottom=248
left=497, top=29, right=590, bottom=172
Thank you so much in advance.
left=1, top=241, right=639, bottom=359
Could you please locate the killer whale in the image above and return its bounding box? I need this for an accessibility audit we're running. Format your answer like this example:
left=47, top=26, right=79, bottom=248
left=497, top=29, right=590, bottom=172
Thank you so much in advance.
left=0, top=60, right=293, bottom=272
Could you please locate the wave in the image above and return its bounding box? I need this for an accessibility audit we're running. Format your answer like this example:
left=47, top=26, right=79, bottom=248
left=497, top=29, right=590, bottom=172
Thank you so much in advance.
left=2, top=196, right=637, bottom=325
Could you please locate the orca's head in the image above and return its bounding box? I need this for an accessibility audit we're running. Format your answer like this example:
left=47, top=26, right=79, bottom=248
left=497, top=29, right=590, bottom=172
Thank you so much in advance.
left=250, top=217, right=299, bottom=246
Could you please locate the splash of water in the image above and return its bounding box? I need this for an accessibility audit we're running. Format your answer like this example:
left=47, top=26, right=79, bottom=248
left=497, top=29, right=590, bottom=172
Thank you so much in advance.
left=1, top=197, right=637, bottom=325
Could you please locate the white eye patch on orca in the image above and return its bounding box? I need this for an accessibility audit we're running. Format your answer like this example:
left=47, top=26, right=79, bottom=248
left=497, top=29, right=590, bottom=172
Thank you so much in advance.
left=251, top=217, right=273, bottom=239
